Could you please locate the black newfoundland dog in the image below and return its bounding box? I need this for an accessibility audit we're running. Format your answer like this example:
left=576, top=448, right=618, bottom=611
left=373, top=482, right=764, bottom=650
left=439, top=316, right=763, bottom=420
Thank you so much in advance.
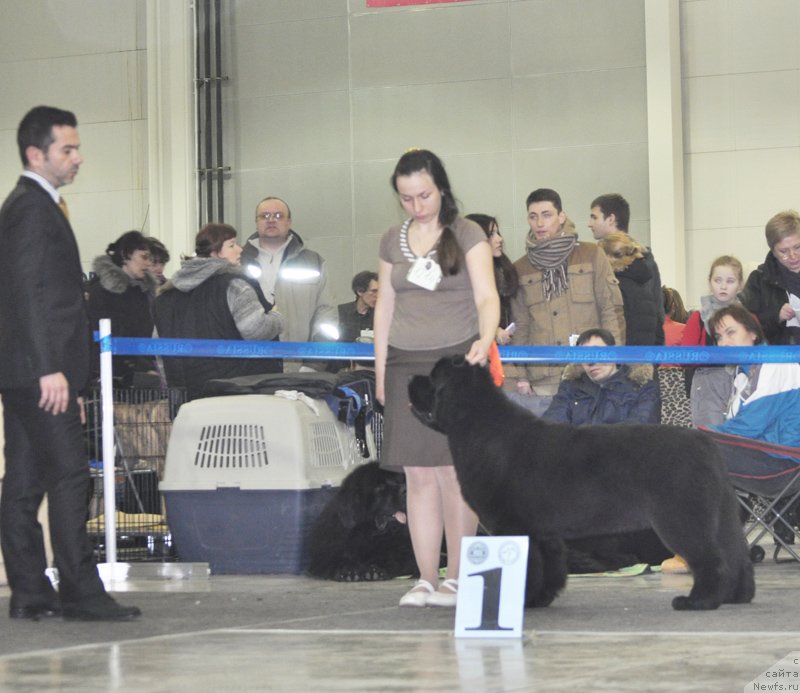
left=408, top=356, right=755, bottom=611
left=306, top=462, right=672, bottom=582
left=306, top=462, right=418, bottom=581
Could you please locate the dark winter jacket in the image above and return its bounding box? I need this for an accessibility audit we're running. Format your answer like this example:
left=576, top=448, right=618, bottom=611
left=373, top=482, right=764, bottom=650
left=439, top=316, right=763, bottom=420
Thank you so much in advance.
left=641, top=249, right=665, bottom=344
left=740, top=252, right=800, bottom=345
left=85, top=255, right=158, bottom=385
left=615, top=257, right=661, bottom=346
left=155, top=257, right=283, bottom=399
left=542, top=363, right=661, bottom=425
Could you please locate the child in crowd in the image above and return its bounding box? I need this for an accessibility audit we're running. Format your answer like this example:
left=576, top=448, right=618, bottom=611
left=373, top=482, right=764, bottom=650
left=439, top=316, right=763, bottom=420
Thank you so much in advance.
left=681, top=256, right=744, bottom=428
left=662, top=286, right=689, bottom=345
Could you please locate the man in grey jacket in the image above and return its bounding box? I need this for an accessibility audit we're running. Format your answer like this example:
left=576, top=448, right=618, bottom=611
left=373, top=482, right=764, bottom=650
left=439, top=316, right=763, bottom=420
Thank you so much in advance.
left=240, top=197, right=338, bottom=370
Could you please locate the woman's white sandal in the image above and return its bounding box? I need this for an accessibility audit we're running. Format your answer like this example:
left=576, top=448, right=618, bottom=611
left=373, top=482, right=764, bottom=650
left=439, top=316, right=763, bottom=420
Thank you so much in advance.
left=399, top=579, right=435, bottom=607
left=427, top=578, right=458, bottom=607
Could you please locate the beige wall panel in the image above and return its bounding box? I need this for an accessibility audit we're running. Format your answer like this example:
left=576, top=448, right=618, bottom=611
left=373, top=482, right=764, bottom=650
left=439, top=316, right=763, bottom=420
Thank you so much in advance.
left=233, top=90, right=350, bottom=170
left=726, top=0, right=800, bottom=74
left=229, top=16, right=349, bottom=98
left=350, top=2, right=510, bottom=88
left=510, top=0, right=645, bottom=75
left=351, top=79, right=512, bottom=161
left=684, top=151, right=737, bottom=231
left=513, top=67, right=647, bottom=149
left=229, top=0, right=346, bottom=25
left=0, top=52, right=139, bottom=129
left=682, top=75, right=734, bottom=153
left=680, top=0, right=730, bottom=78
left=70, top=121, right=138, bottom=194
left=730, top=71, right=800, bottom=151
left=0, top=0, right=139, bottom=62
left=682, top=0, right=800, bottom=77
left=733, top=148, right=800, bottom=228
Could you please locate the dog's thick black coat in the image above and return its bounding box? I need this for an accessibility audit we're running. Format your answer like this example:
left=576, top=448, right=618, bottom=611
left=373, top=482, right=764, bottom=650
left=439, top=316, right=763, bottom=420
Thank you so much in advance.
left=306, top=462, right=417, bottom=581
left=408, top=357, right=755, bottom=610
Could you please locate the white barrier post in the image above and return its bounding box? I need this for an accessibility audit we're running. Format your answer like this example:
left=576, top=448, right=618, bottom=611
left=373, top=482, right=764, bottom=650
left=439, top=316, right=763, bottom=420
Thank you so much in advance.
left=98, top=318, right=117, bottom=566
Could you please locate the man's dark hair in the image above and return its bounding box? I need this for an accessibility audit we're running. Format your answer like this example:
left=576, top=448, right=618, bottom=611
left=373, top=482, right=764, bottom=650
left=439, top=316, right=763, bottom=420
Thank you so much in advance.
left=351, top=270, right=378, bottom=296
left=526, top=188, right=562, bottom=213
left=591, top=193, right=630, bottom=232
left=17, top=106, right=78, bottom=167
left=576, top=328, right=616, bottom=347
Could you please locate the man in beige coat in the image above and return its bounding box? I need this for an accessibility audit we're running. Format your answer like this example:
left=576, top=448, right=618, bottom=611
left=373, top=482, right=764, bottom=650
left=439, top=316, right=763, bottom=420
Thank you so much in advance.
left=507, top=188, right=625, bottom=414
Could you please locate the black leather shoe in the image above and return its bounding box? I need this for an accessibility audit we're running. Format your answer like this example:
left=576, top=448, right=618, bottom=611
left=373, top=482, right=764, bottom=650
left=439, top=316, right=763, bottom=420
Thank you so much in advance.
left=9, top=604, right=62, bottom=620
left=62, top=594, right=142, bottom=622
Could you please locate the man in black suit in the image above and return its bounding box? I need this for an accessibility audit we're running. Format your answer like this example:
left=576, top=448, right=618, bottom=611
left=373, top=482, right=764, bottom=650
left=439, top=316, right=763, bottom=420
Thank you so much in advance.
left=0, top=106, right=140, bottom=621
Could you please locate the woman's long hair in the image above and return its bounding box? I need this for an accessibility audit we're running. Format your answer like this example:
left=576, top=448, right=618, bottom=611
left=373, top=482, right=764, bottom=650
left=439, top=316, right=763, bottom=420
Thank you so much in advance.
left=391, top=149, right=462, bottom=276
left=465, top=213, right=519, bottom=324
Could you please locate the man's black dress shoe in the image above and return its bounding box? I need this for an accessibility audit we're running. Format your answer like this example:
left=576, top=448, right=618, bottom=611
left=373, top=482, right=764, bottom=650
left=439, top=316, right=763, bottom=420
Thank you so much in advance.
left=9, top=604, right=62, bottom=620
left=61, top=593, right=142, bottom=622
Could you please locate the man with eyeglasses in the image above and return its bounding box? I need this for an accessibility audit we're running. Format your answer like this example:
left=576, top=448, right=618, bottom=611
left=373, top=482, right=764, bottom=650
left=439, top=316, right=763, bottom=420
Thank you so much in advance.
left=505, top=188, right=624, bottom=415
left=587, top=193, right=665, bottom=345
left=241, top=196, right=338, bottom=370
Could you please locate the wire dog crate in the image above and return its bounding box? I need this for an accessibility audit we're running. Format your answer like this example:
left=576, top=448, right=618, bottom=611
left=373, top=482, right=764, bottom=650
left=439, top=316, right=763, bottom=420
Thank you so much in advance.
left=84, top=387, right=186, bottom=562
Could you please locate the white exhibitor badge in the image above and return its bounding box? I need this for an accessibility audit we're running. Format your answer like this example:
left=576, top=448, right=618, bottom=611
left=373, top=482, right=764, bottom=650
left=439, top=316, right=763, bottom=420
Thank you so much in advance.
left=454, top=536, right=528, bottom=639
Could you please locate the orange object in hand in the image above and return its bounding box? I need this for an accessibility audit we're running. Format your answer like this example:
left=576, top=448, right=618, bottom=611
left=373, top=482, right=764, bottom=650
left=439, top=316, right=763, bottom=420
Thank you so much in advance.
left=488, top=341, right=504, bottom=387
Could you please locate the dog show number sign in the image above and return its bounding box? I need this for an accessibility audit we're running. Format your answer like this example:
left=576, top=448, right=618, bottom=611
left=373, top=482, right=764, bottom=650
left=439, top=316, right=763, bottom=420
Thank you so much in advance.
left=454, top=536, right=529, bottom=638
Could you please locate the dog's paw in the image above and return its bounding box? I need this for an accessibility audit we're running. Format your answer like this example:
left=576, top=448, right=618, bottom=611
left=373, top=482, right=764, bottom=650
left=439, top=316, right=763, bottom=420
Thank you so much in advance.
left=671, top=595, right=721, bottom=611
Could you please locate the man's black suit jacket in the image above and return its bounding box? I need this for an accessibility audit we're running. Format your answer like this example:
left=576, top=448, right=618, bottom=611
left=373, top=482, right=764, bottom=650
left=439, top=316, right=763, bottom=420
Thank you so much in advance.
left=0, top=176, right=89, bottom=390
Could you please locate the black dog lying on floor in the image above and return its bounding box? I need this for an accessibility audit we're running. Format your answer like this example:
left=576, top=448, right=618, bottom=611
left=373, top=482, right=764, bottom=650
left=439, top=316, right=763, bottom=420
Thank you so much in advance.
left=408, top=356, right=755, bottom=611
left=305, top=462, right=671, bottom=582
left=306, top=462, right=418, bottom=581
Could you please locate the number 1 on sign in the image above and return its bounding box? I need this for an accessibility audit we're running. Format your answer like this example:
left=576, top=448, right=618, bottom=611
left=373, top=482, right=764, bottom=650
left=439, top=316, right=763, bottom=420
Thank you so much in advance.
left=454, top=536, right=528, bottom=639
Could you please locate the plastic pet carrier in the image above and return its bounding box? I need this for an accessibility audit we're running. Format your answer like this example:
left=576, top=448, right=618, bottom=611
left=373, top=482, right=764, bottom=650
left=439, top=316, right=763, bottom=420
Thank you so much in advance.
left=160, top=394, right=362, bottom=573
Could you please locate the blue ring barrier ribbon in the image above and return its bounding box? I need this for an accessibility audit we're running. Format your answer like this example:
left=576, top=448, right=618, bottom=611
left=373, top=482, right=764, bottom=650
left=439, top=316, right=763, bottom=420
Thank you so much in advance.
left=96, top=334, right=800, bottom=365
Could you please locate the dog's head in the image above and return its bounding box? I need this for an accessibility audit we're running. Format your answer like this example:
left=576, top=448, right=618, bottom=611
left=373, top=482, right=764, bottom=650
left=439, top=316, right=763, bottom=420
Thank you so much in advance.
left=408, top=355, right=497, bottom=434
left=337, top=462, right=407, bottom=531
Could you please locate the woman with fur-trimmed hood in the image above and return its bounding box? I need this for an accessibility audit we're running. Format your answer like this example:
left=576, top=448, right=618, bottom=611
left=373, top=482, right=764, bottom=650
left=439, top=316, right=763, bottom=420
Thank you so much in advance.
left=85, top=230, right=158, bottom=386
left=598, top=232, right=661, bottom=346
left=542, top=328, right=661, bottom=425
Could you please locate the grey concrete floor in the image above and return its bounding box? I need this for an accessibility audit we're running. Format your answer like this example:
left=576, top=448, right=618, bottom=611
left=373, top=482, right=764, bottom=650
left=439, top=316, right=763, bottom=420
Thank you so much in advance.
left=1, top=559, right=799, bottom=691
